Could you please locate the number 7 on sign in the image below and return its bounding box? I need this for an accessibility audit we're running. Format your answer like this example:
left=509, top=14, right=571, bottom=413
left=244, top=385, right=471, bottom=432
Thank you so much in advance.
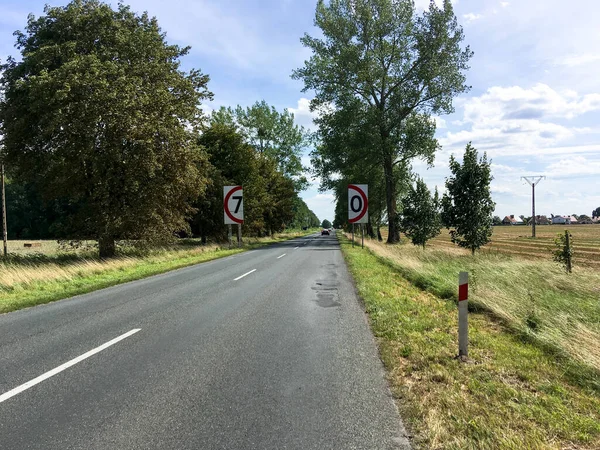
left=224, top=186, right=244, bottom=224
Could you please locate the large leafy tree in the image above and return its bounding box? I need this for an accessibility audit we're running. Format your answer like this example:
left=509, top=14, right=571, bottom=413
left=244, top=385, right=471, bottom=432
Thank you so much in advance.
left=441, top=143, right=495, bottom=255
left=212, top=101, right=309, bottom=191
left=293, top=0, right=472, bottom=243
left=593, top=207, right=600, bottom=219
left=0, top=0, right=212, bottom=257
left=400, top=177, right=441, bottom=249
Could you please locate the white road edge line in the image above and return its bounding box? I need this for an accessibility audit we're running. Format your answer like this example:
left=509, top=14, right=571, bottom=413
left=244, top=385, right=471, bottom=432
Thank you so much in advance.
left=0, top=328, right=141, bottom=404
left=277, top=254, right=286, bottom=259
left=234, top=269, right=256, bottom=281
left=294, top=246, right=299, bottom=250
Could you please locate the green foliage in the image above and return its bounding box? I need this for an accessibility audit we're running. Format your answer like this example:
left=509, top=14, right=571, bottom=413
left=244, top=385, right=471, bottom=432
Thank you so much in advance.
left=294, top=0, right=472, bottom=243
left=0, top=0, right=212, bottom=257
left=553, top=230, right=573, bottom=273
left=211, top=101, right=309, bottom=191
left=492, top=215, right=502, bottom=226
left=441, top=142, right=495, bottom=254
left=593, top=207, right=600, bottom=219
left=321, top=219, right=332, bottom=229
left=400, top=178, right=441, bottom=248
left=193, top=123, right=315, bottom=240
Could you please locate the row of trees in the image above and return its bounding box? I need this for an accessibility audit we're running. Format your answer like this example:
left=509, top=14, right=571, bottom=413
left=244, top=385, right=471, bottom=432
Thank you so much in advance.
left=295, top=0, right=494, bottom=252
left=0, top=0, right=319, bottom=256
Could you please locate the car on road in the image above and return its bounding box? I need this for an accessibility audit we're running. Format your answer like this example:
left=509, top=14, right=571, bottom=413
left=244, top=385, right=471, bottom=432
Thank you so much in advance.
left=321, top=229, right=330, bottom=235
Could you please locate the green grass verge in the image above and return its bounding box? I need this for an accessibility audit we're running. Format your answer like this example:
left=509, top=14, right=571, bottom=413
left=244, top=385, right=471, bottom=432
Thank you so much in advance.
left=339, top=234, right=600, bottom=449
left=0, top=231, right=313, bottom=314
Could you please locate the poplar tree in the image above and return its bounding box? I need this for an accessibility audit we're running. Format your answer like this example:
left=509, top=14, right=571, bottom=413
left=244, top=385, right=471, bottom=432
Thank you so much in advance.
left=293, top=0, right=472, bottom=243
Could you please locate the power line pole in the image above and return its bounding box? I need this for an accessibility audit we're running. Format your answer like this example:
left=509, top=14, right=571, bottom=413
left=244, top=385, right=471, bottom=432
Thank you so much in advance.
left=1, top=164, right=7, bottom=257
left=521, top=176, right=545, bottom=238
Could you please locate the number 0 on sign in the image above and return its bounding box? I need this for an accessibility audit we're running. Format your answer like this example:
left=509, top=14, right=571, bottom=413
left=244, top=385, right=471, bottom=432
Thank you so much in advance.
left=224, top=186, right=244, bottom=224
left=348, top=184, right=368, bottom=224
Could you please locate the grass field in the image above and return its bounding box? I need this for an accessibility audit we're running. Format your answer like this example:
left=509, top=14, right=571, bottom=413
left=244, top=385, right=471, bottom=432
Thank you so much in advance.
left=340, top=233, right=600, bottom=449
left=0, top=230, right=316, bottom=314
left=381, top=224, right=600, bottom=268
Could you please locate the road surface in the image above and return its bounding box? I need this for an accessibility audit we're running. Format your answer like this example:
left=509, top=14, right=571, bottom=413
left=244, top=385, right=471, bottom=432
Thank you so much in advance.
left=0, top=233, right=410, bottom=449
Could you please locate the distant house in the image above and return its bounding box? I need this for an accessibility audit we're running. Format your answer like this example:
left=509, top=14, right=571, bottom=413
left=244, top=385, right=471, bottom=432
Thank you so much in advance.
left=567, top=215, right=578, bottom=224
left=502, top=215, right=523, bottom=225
left=577, top=215, right=593, bottom=224
left=552, top=216, right=571, bottom=225
left=527, top=215, right=551, bottom=225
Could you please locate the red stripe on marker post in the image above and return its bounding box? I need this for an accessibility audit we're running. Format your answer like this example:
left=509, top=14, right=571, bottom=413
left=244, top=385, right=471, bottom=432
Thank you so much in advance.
left=458, top=278, right=468, bottom=301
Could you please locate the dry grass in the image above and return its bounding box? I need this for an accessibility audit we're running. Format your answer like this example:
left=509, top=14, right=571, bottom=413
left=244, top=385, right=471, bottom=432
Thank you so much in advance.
left=356, top=235, right=600, bottom=373
left=340, top=234, right=600, bottom=449
left=381, top=224, right=600, bottom=268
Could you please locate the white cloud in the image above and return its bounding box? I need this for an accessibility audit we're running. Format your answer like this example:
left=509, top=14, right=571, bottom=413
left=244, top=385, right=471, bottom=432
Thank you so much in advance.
left=463, top=13, right=483, bottom=23
left=288, top=98, right=319, bottom=131
left=500, top=1, right=510, bottom=7
left=556, top=54, right=600, bottom=67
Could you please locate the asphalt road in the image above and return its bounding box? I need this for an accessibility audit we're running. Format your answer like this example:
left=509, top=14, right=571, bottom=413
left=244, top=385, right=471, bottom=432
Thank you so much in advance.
left=0, top=233, right=411, bottom=449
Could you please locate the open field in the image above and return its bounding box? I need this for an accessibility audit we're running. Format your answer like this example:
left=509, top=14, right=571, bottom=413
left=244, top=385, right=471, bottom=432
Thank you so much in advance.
left=0, top=230, right=316, bottom=314
left=340, top=233, right=600, bottom=449
left=382, top=224, right=600, bottom=268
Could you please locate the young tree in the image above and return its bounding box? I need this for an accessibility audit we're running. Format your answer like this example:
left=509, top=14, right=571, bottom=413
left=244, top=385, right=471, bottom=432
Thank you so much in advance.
left=293, top=0, right=472, bottom=243
left=400, top=178, right=441, bottom=249
left=0, top=0, right=212, bottom=257
left=441, top=143, right=495, bottom=255
left=321, top=219, right=332, bottom=229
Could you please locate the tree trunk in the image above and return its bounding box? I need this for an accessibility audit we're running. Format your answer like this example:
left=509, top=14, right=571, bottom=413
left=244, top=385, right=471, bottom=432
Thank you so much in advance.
left=99, top=234, right=116, bottom=258
left=377, top=226, right=383, bottom=241
left=201, top=235, right=207, bottom=245
left=384, top=155, right=400, bottom=243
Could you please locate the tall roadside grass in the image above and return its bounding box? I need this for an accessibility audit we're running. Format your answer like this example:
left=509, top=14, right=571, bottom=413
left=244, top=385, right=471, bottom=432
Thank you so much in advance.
left=355, top=236, right=600, bottom=373
left=0, top=231, right=313, bottom=314
left=339, top=234, right=600, bottom=449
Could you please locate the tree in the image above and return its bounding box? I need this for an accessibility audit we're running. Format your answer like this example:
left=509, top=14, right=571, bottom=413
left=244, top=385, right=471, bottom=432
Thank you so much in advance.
left=293, top=0, right=472, bottom=244
left=441, top=143, right=495, bottom=255
left=0, top=0, right=212, bottom=257
left=322, top=219, right=332, bottom=229
left=212, top=102, right=309, bottom=191
left=492, top=215, right=502, bottom=226
left=400, top=178, right=441, bottom=249
left=593, top=207, right=600, bottom=219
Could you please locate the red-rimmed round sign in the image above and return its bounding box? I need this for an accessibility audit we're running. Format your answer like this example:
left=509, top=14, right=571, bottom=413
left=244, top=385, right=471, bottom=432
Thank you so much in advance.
left=348, top=184, right=368, bottom=224
left=224, top=186, right=244, bottom=224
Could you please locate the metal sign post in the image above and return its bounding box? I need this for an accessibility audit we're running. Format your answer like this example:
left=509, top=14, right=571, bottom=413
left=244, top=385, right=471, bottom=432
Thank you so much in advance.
left=352, top=223, right=354, bottom=247
left=361, top=224, right=364, bottom=248
left=228, top=224, right=232, bottom=249
left=237, top=224, right=242, bottom=248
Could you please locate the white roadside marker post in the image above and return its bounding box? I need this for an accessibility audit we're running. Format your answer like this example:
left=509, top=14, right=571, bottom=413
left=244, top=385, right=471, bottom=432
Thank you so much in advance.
left=458, top=272, right=469, bottom=359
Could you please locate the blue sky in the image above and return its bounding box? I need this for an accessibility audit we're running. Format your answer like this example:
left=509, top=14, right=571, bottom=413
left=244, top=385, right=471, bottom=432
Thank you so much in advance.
left=2, top=0, right=599, bottom=223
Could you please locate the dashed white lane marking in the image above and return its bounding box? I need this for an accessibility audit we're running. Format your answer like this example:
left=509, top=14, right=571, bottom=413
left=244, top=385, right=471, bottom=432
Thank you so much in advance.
left=277, top=254, right=286, bottom=259
left=0, top=329, right=141, bottom=404
left=234, top=269, right=256, bottom=281
left=294, top=246, right=299, bottom=250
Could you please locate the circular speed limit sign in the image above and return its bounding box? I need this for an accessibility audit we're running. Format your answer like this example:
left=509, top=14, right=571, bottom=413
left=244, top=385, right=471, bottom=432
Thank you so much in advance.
left=348, top=184, right=368, bottom=224
left=224, top=185, right=244, bottom=224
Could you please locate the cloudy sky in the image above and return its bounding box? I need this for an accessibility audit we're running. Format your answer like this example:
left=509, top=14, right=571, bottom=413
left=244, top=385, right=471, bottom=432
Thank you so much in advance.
left=1, top=0, right=599, bottom=222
